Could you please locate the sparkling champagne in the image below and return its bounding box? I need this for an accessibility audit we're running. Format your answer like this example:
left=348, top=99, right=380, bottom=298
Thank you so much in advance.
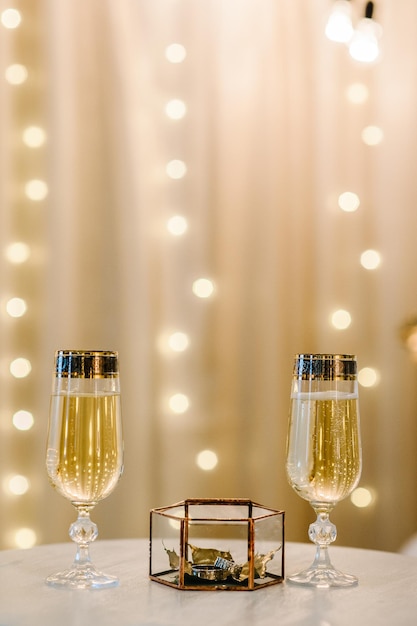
left=47, top=393, right=123, bottom=505
left=286, top=392, right=361, bottom=505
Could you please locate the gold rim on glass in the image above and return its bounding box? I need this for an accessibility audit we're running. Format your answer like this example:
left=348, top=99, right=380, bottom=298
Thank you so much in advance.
left=293, top=353, right=357, bottom=381
left=54, top=350, right=119, bottom=378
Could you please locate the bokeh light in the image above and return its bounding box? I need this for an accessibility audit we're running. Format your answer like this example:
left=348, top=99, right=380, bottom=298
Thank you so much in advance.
left=5, top=64, right=28, bottom=85
left=358, top=367, right=379, bottom=388
left=361, top=125, right=384, bottom=146
left=14, top=528, right=37, bottom=549
left=168, top=332, right=189, bottom=352
left=5, top=474, right=30, bottom=496
left=196, top=449, right=218, bottom=471
left=165, top=43, right=187, bottom=63
left=1, top=8, right=21, bottom=29
left=165, top=99, right=187, bottom=120
left=9, top=358, right=32, bottom=379
left=346, top=83, right=369, bottom=104
left=330, top=309, right=352, bottom=330
left=12, top=410, right=34, bottom=431
left=192, top=278, right=215, bottom=299
left=360, top=249, right=381, bottom=270
left=25, top=179, right=48, bottom=201
left=4, top=242, right=30, bottom=264
left=23, top=126, right=47, bottom=148
left=351, top=487, right=375, bottom=508
left=166, top=160, right=187, bottom=180
left=169, top=393, right=190, bottom=414
left=166, top=215, right=188, bottom=236
left=338, top=192, right=360, bottom=213
left=6, top=297, right=27, bottom=318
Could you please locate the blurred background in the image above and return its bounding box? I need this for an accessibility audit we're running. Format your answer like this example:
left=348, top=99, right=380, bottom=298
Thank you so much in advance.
left=1, top=0, right=417, bottom=553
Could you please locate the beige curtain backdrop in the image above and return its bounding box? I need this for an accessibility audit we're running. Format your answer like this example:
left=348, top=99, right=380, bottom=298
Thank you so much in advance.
left=1, top=0, right=417, bottom=553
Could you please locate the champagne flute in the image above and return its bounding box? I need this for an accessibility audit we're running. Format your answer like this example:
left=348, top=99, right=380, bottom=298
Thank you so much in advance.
left=285, top=354, right=362, bottom=587
left=46, top=350, right=124, bottom=589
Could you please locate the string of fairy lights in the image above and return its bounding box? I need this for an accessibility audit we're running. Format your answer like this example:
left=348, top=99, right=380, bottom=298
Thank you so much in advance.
left=325, top=4, right=383, bottom=400
left=162, top=42, right=219, bottom=473
left=0, top=2, right=385, bottom=549
left=161, top=3, right=385, bottom=509
left=1, top=5, right=47, bottom=549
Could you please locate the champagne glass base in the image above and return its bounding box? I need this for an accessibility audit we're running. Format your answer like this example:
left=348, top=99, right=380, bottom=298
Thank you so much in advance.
left=287, top=565, right=358, bottom=588
left=46, top=564, right=119, bottom=589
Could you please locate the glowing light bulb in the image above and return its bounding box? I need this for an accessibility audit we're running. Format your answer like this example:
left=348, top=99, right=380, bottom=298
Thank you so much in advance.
left=1, top=8, right=21, bottom=29
left=4, top=242, right=30, bottom=263
left=166, top=160, right=187, bottom=180
left=23, top=126, right=47, bottom=148
left=25, top=179, right=48, bottom=201
left=165, top=43, right=186, bottom=64
left=330, top=309, right=352, bottom=330
left=338, top=191, right=360, bottom=212
left=196, top=450, right=218, bottom=471
left=167, top=215, right=188, bottom=236
left=169, top=393, right=189, bottom=414
left=358, top=367, right=379, bottom=387
left=5, top=64, right=28, bottom=85
left=10, top=357, right=32, bottom=379
left=6, top=297, right=27, bottom=318
left=349, top=3, right=382, bottom=64
left=12, top=410, right=34, bottom=431
left=325, top=0, right=354, bottom=43
left=165, top=99, right=187, bottom=120
left=360, top=249, right=381, bottom=270
left=192, top=278, right=215, bottom=299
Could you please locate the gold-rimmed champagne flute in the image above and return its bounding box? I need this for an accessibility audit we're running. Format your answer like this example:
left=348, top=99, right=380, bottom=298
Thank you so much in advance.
left=46, top=350, right=124, bottom=589
left=285, top=354, right=362, bottom=587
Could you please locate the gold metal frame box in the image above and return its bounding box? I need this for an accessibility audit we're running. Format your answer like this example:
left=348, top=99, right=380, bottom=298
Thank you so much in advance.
left=149, top=498, right=285, bottom=590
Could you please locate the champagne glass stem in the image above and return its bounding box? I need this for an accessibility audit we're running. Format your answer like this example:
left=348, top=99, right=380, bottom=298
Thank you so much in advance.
left=308, top=510, right=337, bottom=570
left=309, top=510, right=337, bottom=547
left=287, top=508, right=358, bottom=587
left=69, top=507, right=98, bottom=570
left=46, top=506, right=119, bottom=589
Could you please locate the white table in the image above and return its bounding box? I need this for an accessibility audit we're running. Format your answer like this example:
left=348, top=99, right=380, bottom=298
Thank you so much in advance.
left=1, top=539, right=417, bottom=626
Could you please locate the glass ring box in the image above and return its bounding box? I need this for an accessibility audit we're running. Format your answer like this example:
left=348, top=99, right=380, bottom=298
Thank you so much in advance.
left=149, top=498, right=285, bottom=590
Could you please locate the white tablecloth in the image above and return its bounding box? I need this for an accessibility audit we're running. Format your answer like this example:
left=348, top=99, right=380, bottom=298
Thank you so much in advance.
left=1, top=539, right=417, bottom=626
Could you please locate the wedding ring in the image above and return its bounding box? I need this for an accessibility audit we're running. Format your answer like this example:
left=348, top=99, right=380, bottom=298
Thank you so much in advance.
left=214, top=556, right=242, bottom=579
left=214, top=556, right=233, bottom=570
left=191, top=565, right=229, bottom=581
